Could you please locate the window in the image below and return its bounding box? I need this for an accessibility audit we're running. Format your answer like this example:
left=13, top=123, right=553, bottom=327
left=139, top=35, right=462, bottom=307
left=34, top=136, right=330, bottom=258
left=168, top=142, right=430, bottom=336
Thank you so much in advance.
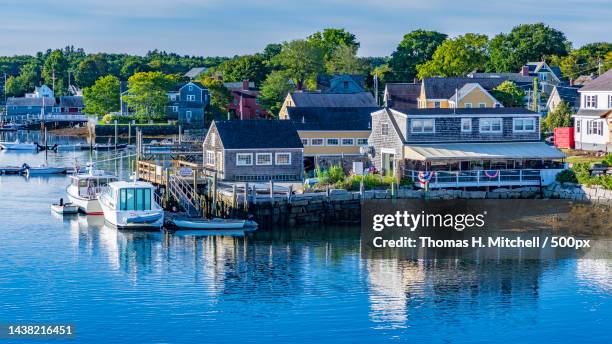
left=171, top=106, right=178, bottom=112
left=464, top=103, right=472, bottom=108
left=119, top=188, right=151, bottom=211
left=357, top=138, right=368, bottom=146
left=411, top=119, right=435, bottom=133
left=584, top=95, right=598, bottom=108
left=434, top=101, right=441, bottom=108
left=587, top=120, right=603, bottom=135
left=480, top=118, right=502, bottom=133
left=301, top=138, right=308, bottom=146
left=188, top=85, right=193, bottom=91
left=53, top=107, right=61, bottom=112
left=609, top=95, right=612, bottom=108
left=187, top=94, right=196, bottom=101
left=513, top=118, right=536, bottom=132
left=494, top=103, right=502, bottom=108
left=256, top=153, right=272, bottom=166
left=381, top=123, right=389, bottom=136
left=326, top=138, right=339, bottom=146
left=236, top=153, right=253, bottom=166
left=185, top=111, right=192, bottom=120
left=311, top=138, right=324, bottom=146
left=576, top=120, right=581, bottom=133
left=341, top=138, right=354, bottom=146
left=275, top=153, right=291, bottom=165
left=539, top=72, right=548, bottom=81
left=206, top=150, right=215, bottom=166
left=478, top=103, right=486, bottom=108
left=343, top=81, right=349, bottom=89
left=210, top=133, right=216, bottom=147
left=461, top=118, right=472, bottom=133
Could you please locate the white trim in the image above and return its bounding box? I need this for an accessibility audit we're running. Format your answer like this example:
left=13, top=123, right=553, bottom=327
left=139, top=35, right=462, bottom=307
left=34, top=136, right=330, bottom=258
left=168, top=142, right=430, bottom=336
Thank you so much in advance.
left=255, top=153, right=272, bottom=166
left=275, top=152, right=292, bottom=165
left=356, top=138, right=369, bottom=146
left=388, top=108, right=537, bottom=118
left=326, top=138, right=339, bottom=146
left=310, top=138, right=324, bottom=146
left=341, top=138, right=355, bottom=146
left=179, top=82, right=203, bottom=92
left=206, top=150, right=215, bottom=166
left=478, top=103, right=487, bottom=108
left=513, top=118, right=536, bottom=132
left=464, top=103, right=472, bottom=108
left=301, top=138, right=309, bottom=146
left=186, top=95, right=196, bottom=101
left=236, top=153, right=253, bottom=166
left=461, top=118, right=472, bottom=133
left=381, top=148, right=396, bottom=154
left=479, top=118, right=503, bottom=133
left=411, top=118, right=435, bottom=133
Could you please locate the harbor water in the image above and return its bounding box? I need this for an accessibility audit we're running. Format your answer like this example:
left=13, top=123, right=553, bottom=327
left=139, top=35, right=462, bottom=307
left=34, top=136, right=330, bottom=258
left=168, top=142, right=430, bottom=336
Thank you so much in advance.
left=0, top=131, right=611, bottom=343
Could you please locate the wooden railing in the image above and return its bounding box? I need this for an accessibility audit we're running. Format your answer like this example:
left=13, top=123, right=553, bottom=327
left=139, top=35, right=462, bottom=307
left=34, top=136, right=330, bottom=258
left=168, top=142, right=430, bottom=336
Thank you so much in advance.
left=137, top=160, right=169, bottom=185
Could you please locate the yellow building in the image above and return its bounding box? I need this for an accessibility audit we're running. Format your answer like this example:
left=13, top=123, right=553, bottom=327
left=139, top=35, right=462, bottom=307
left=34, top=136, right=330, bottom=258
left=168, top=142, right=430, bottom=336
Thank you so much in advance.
left=418, top=78, right=505, bottom=109
left=279, top=92, right=377, bottom=119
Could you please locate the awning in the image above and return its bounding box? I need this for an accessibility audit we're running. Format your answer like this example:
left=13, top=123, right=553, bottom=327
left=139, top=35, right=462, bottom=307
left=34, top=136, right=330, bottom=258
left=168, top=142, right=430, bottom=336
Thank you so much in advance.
left=404, top=142, right=567, bottom=161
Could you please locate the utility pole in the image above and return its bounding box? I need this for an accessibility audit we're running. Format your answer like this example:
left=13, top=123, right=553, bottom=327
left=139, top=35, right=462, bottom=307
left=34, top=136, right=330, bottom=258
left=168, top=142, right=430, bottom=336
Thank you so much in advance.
left=52, top=68, right=56, bottom=93
left=374, top=75, right=379, bottom=106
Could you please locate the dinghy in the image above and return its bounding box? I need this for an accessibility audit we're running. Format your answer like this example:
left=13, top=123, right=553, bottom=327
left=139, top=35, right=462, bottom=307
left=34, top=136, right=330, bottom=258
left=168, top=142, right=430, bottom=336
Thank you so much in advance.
left=0, top=141, right=38, bottom=150
left=24, top=164, right=66, bottom=175
left=171, top=217, right=258, bottom=230
left=51, top=202, right=79, bottom=215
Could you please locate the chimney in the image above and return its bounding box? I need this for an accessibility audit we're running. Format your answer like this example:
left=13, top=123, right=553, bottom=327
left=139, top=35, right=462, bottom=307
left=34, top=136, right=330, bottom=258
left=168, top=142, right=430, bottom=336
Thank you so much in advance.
left=520, top=66, right=529, bottom=76
left=569, top=78, right=574, bottom=87
left=242, top=79, right=249, bottom=90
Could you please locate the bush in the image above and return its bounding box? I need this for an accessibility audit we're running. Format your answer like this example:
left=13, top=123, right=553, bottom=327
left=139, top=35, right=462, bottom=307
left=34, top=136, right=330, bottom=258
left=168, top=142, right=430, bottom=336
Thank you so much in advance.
left=555, top=169, right=578, bottom=184
left=102, top=114, right=114, bottom=124
left=315, top=165, right=345, bottom=184
left=602, top=154, right=612, bottom=167
left=569, top=163, right=612, bottom=190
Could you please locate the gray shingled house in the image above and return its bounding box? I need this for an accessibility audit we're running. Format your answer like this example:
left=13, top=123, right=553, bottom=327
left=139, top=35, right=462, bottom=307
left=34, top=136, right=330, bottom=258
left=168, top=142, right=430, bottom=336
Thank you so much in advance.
left=369, top=107, right=567, bottom=189
left=202, top=120, right=304, bottom=182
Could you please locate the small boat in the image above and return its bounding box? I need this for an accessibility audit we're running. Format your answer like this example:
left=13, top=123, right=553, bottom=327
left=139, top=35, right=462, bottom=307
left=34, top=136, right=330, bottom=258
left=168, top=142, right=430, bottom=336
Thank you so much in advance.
left=0, top=141, right=38, bottom=150
left=171, top=217, right=258, bottom=230
left=0, top=123, right=19, bottom=131
left=92, top=143, right=128, bottom=151
left=55, top=143, right=86, bottom=151
left=51, top=202, right=79, bottom=215
left=66, top=169, right=117, bottom=214
left=24, top=164, right=66, bottom=175
left=99, top=181, right=164, bottom=229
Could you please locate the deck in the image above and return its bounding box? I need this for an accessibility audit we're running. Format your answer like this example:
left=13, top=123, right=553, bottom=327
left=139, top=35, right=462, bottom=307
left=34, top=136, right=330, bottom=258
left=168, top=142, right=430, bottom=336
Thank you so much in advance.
left=406, top=169, right=564, bottom=189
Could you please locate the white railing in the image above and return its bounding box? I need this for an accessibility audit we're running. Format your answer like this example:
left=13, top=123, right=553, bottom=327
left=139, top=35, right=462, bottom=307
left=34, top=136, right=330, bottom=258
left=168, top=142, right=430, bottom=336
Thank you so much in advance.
left=37, top=113, right=88, bottom=122
left=407, top=169, right=565, bottom=188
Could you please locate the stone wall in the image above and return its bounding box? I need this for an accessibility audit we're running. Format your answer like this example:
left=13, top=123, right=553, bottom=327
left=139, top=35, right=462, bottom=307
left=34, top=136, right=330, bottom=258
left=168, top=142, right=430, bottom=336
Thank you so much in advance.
left=543, top=182, right=612, bottom=203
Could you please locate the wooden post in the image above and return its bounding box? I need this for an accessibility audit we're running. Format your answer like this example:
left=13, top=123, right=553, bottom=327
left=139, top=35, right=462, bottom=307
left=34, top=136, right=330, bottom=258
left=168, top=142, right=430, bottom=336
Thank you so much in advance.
left=391, top=182, right=396, bottom=198
left=212, top=173, right=217, bottom=217
left=287, top=185, right=293, bottom=203
left=232, top=184, right=237, bottom=215
left=359, top=176, right=364, bottom=197
left=244, top=182, right=249, bottom=212
left=252, top=184, right=257, bottom=204
left=269, top=180, right=274, bottom=201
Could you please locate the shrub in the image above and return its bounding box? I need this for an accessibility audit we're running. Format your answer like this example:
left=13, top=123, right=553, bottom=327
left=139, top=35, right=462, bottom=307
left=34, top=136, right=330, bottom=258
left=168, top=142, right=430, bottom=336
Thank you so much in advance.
left=102, top=114, right=114, bottom=124
left=555, top=169, right=578, bottom=184
left=602, top=154, right=612, bottom=167
left=316, top=165, right=345, bottom=185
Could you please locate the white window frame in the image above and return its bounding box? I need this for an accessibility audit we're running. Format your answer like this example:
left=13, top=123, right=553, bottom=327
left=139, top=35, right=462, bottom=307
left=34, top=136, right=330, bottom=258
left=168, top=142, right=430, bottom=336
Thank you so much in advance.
left=310, top=138, right=324, bottom=146
left=326, top=138, right=339, bottom=146
left=301, top=138, right=308, bottom=146
left=411, top=119, right=435, bottom=133
left=256, top=153, right=272, bottom=166
left=357, top=138, right=368, bottom=146
left=381, top=123, right=389, bottom=136
left=185, top=110, right=192, bottom=119
left=275, top=152, right=291, bottom=165
left=461, top=118, right=472, bottom=133
left=186, top=94, right=196, bottom=101
left=478, top=103, right=486, bottom=108
left=576, top=119, right=581, bottom=133
left=513, top=118, right=536, bottom=132
left=584, top=95, right=597, bottom=108
left=608, top=95, right=612, bottom=108
left=479, top=118, right=503, bottom=133
left=464, top=103, right=472, bottom=108
left=341, top=138, right=354, bottom=146
left=171, top=106, right=178, bottom=112
left=587, top=120, right=603, bottom=136
left=206, top=150, right=215, bottom=166
left=236, top=153, right=253, bottom=166
left=494, top=103, right=502, bottom=108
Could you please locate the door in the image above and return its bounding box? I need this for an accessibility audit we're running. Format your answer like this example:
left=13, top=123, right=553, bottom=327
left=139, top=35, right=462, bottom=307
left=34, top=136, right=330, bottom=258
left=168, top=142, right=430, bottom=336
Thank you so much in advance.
left=382, top=153, right=395, bottom=176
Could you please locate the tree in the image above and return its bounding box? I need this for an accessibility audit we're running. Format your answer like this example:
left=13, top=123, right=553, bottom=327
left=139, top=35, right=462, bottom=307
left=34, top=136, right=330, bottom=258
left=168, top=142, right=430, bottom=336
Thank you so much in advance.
left=325, top=44, right=368, bottom=75
left=307, top=28, right=359, bottom=60
left=543, top=101, right=573, bottom=131
left=488, top=23, right=569, bottom=72
left=199, top=77, right=231, bottom=122
left=218, top=55, right=268, bottom=86
left=258, top=70, right=295, bottom=117
left=42, top=49, right=69, bottom=95
left=490, top=81, right=526, bottom=107
left=416, top=33, right=489, bottom=79
left=261, top=43, right=282, bottom=62
left=121, top=56, right=149, bottom=79
left=273, top=40, right=324, bottom=90
left=124, top=72, right=175, bottom=121
left=83, top=75, right=121, bottom=117
left=4, top=75, right=25, bottom=97
left=16, top=60, right=41, bottom=92
left=75, top=54, right=109, bottom=88
left=389, top=30, right=447, bottom=81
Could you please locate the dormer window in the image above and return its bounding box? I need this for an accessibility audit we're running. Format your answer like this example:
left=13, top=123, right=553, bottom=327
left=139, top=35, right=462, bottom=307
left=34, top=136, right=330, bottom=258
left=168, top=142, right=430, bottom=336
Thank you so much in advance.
left=584, top=95, right=597, bottom=108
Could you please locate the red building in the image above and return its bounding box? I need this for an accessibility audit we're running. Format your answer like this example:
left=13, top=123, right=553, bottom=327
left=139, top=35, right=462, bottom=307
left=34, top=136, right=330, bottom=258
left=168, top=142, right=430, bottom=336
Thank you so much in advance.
left=226, top=80, right=269, bottom=120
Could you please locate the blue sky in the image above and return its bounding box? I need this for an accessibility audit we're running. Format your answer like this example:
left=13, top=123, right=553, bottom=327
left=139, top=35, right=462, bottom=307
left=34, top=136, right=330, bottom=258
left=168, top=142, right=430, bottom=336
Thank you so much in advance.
left=0, top=0, right=610, bottom=57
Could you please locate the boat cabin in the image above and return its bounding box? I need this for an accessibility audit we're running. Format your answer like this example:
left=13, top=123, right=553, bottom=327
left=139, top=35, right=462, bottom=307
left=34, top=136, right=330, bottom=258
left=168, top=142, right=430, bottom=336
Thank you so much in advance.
left=104, top=181, right=156, bottom=211
left=69, top=171, right=117, bottom=199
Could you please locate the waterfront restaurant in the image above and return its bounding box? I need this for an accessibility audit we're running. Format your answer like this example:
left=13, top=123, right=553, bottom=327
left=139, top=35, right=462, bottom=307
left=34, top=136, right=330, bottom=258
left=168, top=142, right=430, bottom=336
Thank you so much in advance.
left=369, top=108, right=567, bottom=189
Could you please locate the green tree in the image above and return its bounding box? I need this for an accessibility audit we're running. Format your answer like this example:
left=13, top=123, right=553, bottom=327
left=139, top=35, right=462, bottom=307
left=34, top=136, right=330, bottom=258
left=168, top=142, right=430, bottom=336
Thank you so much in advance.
left=416, top=33, right=489, bottom=79
left=307, top=28, right=359, bottom=60
left=543, top=101, right=573, bottom=131
left=261, top=43, right=282, bottom=62
left=121, top=56, right=149, bottom=79
left=4, top=75, right=25, bottom=97
left=490, top=81, right=526, bottom=107
left=488, top=23, right=569, bottom=72
left=389, top=30, right=447, bottom=81
left=258, top=70, right=296, bottom=117
left=273, top=40, right=324, bottom=90
left=218, top=55, right=268, bottom=86
left=16, top=60, right=41, bottom=92
left=199, top=77, right=231, bottom=122
left=75, top=54, right=109, bottom=88
left=83, top=75, right=121, bottom=117
left=325, top=44, right=367, bottom=75
left=124, top=72, right=175, bottom=121
left=42, top=49, right=69, bottom=95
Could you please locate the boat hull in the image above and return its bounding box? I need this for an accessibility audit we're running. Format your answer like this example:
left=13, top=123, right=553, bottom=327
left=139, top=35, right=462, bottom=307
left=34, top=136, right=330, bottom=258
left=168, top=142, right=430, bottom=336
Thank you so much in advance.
left=172, top=218, right=247, bottom=229
left=26, top=167, right=66, bottom=175
left=0, top=142, right=37, bottom=150
left=99, top=197, right=164, bottom=230
left=51, top=203, right=79, bottom=214
left=67, top=192, right=104, bottom=215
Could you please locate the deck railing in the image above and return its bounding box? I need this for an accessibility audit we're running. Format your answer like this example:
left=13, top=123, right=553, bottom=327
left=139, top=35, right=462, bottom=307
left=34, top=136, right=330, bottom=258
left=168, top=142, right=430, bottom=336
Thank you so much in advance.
left=406, top=169, right=552, bottom=188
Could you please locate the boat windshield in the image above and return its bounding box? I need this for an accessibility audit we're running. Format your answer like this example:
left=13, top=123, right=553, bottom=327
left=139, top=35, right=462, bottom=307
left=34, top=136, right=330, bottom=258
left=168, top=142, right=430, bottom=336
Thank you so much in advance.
left=119, top=188, right=152, bottom=211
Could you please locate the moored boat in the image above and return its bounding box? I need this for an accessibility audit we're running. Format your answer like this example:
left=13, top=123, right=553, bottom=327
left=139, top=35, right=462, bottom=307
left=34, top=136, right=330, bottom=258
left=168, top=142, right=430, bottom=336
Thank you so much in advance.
left=66, top=169, right=117, bottom=215
left=0, top=141, right=38, bottom=150
left=24, top=164, right=66, bottom=175
left=171, top=217, right=257, bottom=230
left=50, top=202, right=79, bottom=215
left=99, top=181, right=164, bottom=229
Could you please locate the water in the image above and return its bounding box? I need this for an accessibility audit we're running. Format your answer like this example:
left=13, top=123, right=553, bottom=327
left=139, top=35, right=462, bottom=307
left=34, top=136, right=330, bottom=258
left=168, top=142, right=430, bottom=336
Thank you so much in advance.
left=1, top=132, right=611, bottom=343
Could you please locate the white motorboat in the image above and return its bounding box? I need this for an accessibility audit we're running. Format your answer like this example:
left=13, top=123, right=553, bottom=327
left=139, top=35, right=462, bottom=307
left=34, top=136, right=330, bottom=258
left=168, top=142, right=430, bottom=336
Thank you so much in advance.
left=66, top=169, right=117, bottom=215
left=51, top=202, right=79, bottom=215
left=99, top=181, right=164, bottom=229
left=171, top=217, right=257, bottom=230
left=0, top=141, right=38, bottom=150
left=24, top=164, right=66, bottom=175
left=55, top=143, right=86, bottom=151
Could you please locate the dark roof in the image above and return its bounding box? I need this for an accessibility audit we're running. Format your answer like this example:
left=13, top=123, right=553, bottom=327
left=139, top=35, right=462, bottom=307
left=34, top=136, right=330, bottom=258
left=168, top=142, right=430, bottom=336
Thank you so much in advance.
left=6, top=97, right=56, bottom=107
left=467, top=72, right=535, bottom=84
left=184, top=67, right=207, bottom=79
left=553, top=86, right=580, bottom=107
left=384, top=83, right=421, bottom=110
left=212, top=120, right=303, bottom=149
left=573, top=75, right=595, bottom=86
left=574, top=109, right=611, bottom=118
left=59, top=96, right=84, bottom=108
left=395, top=107, right=539, bottom=116
left=422, top=77, right=506, bottom=99
left=316, top=74, right=365, bottom=91
left=580, top=69, right=612, bottom=92
left=286, top=106, right=381, bottom=131
left=178, top=81, right=206, bottom=91
left=289, top=92, right=376, bottom=107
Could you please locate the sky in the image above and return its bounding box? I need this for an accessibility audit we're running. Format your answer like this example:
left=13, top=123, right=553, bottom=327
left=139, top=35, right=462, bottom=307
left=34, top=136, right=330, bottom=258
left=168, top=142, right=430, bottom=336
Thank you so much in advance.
left=0, top=0, right=610, bottom=57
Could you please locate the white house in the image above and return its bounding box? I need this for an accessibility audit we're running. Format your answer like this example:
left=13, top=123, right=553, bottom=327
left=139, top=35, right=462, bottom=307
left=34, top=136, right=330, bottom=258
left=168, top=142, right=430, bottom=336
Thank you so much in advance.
left=573, top=69, right=612, bottom=152
left=25, top=85, right=54, bottom=98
